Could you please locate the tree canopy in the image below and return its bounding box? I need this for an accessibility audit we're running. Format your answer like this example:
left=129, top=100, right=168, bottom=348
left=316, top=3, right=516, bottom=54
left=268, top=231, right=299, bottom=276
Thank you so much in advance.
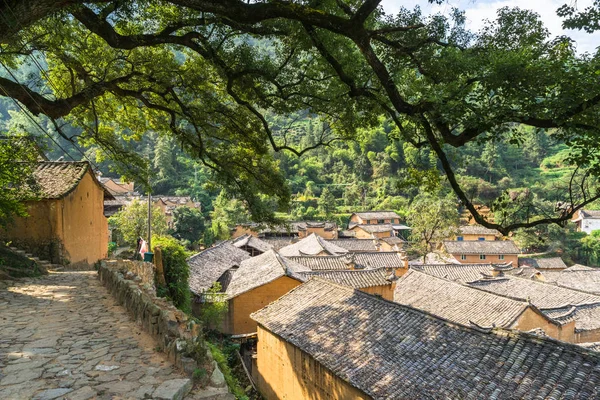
left=1, top=0, right=600, bottom=233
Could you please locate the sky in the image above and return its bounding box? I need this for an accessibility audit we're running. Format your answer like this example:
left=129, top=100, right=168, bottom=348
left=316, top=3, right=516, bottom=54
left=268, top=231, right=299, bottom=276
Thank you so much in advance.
left=380, top=0, right=600, bottom=53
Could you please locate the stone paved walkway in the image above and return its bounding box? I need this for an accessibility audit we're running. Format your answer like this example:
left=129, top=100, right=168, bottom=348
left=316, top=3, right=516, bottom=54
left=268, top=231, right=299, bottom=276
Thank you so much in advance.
left=0, top=271, right=196, bottom=400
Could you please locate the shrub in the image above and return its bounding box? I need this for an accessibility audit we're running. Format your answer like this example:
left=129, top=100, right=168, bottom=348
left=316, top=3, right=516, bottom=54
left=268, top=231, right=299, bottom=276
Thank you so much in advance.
left=153, top=235, right=192, bottom=313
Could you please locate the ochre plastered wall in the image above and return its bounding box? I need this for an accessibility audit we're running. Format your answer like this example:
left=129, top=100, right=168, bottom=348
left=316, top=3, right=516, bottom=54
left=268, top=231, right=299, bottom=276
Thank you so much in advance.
left=224, top=276, right=302, bottom=335
left=231, top=226, right=259, bottom=239
left=451, top=253, right=518, bottom=265
left=512, top=307, right=574, bottom=342
left=457, top=233, right=498, bottom=241
left=255, top=326, right=371, bottom=400
left=361, top=284, right=394, bottom=301
left=575, top=328, right=600, bottom=343
left=351, top=227, right=392, bottom=239
left=59, top=171, right=108, bottom=266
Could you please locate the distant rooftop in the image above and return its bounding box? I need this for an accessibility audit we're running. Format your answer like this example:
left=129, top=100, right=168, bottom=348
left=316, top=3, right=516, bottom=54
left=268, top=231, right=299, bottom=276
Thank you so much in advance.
left=444, top=240, right=520, bottom=255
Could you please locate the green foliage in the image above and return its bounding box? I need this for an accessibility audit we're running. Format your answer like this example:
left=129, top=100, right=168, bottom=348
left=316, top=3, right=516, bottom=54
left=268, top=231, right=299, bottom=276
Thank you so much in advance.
left=170, top=206, right=205, bottom=246
left=210, top=190, right=249, bottom=240
left=108, top=199, right=168, bottom=248
left=197, top=283, right=228, bottom=330
left=153, top=235, right=191, bottom=314
left=107, top=242, right=117, bottom=256
left=0, top=136, right=39, bottom=226
left=407, top=194, right=460, bottom=258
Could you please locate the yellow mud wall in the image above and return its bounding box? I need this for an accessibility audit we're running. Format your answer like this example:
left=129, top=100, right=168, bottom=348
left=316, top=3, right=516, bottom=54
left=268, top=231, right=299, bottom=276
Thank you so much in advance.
left=576, top=328, right=600, bottom=343
left=59, top=171, right=108, bottom=266
left=452, top=254, right=518, bottom=265
left=458, top=234, right=498, bottom=241
left=232, top=226, right=259, bottom=239
left=512, top=308, right=575, bottom=342
left=256, top=326, right=371, bottom=400
left=298, top=227, right=337, bottom=239
left=361, top=284, right=394, bottom=301
left=224, top=277, right=302, bottom=335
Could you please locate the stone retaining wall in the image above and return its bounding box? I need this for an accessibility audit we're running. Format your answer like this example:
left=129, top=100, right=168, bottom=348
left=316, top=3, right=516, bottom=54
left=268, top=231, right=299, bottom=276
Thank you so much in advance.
left=97, top=260, right=215, bottom=383
left=103, top=259, right=156, bottom=288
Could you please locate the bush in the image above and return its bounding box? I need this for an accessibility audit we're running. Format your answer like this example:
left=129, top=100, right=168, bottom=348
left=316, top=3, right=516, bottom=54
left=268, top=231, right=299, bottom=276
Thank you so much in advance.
left=153, top=235, right=192, bottom=314
left=107, top=241, right=117, bottom=256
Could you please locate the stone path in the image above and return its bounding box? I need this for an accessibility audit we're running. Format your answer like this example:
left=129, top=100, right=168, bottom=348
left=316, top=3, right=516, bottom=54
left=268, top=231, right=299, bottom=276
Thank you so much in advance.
left=0, top=271, right=197, bottom=400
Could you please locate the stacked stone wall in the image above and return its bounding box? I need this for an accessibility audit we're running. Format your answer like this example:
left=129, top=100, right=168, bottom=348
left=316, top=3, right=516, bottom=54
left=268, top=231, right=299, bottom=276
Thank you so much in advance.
left=97, top=260, right=214, bottom=382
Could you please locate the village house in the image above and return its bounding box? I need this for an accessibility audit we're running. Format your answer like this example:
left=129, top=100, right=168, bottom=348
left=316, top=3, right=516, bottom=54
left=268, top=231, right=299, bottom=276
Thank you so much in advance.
left=0, top=161, right=112, bottom=266
left=223, top=249, right=309, bottom=335
left=325, top=238, right=379, bottom=252
left=188, top=241, right=250, bottom=311
left=301, top=268, right=399, bottom=300
left=250, top=278, right=600, bottom=400
left=572, top=209, right=600, bottom=234
left=468, top=275, right=600, bottom=343
left=153, top=196, right=201, bottom=229
left=347, top=210, right=410, bottom=239
left=98, top=176, right=135, bottom=196
left=232, top=234, right=274, bottom=256
left=394, top=270, right=571, bottom=340
left=231, top=221, right=338, bottom=240
left=278, top=233, right=348, bottom=257
left=443, top=239, right=520, bottom=264
left=455, top=224, right=500, bottom=241
left=460, top=203, right=493, bottom=225
left=519, top=256, right=567, bottom=270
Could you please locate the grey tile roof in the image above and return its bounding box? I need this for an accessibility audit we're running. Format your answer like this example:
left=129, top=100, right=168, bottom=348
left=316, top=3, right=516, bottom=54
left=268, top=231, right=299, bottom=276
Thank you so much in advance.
left=251, top=279, right=600, bottom=399
left=580, top=210, right=600, bottom=219
left=188, top=242, right=251, bottom=295
left=458, top=225, right=501, bottom=236
left=444, top=240, right=520, bottom=255
left=408, top=252, right=462, bottom=266
left=350, top=224, right=394, bottom=233
left=519, top=257, right=567, bottom=270
left=394, top=270, right=545, bottom=328
left=259, top=238, right=293, bottom=250
left=301, top=268, right=393, bottom=289
left=226, top=250, right=309, bottom=299
left=468, top=276, right=600, bottom=309
left=326, top=239, right=379, bottom=252
left=279, top=233, right=348, bottom=257
left=236, top=221, right=337, bottom=235
left=290, top=252, right=405, bottom=271
left=411, top=263, right=499, bottom=282
left=554, top=265, right=600, bottom=295
left=351, top=211, right=400, bottom=220
left=24, top=162, right=113, bottom=200
left=232, top=234, right=274, bottom=253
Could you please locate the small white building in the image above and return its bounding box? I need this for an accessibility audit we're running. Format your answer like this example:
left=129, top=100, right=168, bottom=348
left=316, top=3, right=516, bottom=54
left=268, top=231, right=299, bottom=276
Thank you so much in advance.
left=573, top=210, right=600, bottom=234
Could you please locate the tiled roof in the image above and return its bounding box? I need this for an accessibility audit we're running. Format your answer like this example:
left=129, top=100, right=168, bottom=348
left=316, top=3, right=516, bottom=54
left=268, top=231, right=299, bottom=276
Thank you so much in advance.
left=542, top=304, right=600, bottom=332
left=554, top=265, right=600, bottom=294
left=301, top=268, right=393, bottom=289
left=290, top=252, right=405, bottom=271
left=380, top=236, right=405, bottom=245
left=326, top=239, right=379, bottom=252
left=259, top=238, right=292, bottom=250
left=580, top=210, right=600, bottom=219
left=350, top=224, right=393, bottom=233
left=232, top=234, right=274, bottom=253
left=468, top=276, right=600, bottom=309
left=188, top=242, right=250, bottom=295
left=279, top=233, right=348, bottom=257
left=351, top=211, right=400, bottom=220
left=394, top=270, right=545, bottom=328
left=25, top=161, right=103, bottom=200
left=411, top=263, right=499, bottom=282
left=444, top=240, right=520, bottom=255
left=236, top=221, right=337, bottom=235
left=251, top=279, right=600, bottom=399
left=519, top=257, right=567, bottom=270
left=458, top=225, right=500, bottom=236
left=226, top=250, right=309, bottom=299
left=408, top=252, right=462, bottom=266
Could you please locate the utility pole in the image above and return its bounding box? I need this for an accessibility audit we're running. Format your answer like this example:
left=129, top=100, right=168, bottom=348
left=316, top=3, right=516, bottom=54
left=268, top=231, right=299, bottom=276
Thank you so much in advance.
left=147, top=191, right=152, bottom=251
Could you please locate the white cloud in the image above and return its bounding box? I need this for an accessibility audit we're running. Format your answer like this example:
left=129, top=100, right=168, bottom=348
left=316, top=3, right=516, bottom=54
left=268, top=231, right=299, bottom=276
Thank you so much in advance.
left=380, top=0, right=599, bottom=53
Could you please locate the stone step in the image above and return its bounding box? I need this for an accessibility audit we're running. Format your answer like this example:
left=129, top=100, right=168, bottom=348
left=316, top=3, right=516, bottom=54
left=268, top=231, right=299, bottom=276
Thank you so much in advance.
left=190, top=387, right=234, bottom=400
